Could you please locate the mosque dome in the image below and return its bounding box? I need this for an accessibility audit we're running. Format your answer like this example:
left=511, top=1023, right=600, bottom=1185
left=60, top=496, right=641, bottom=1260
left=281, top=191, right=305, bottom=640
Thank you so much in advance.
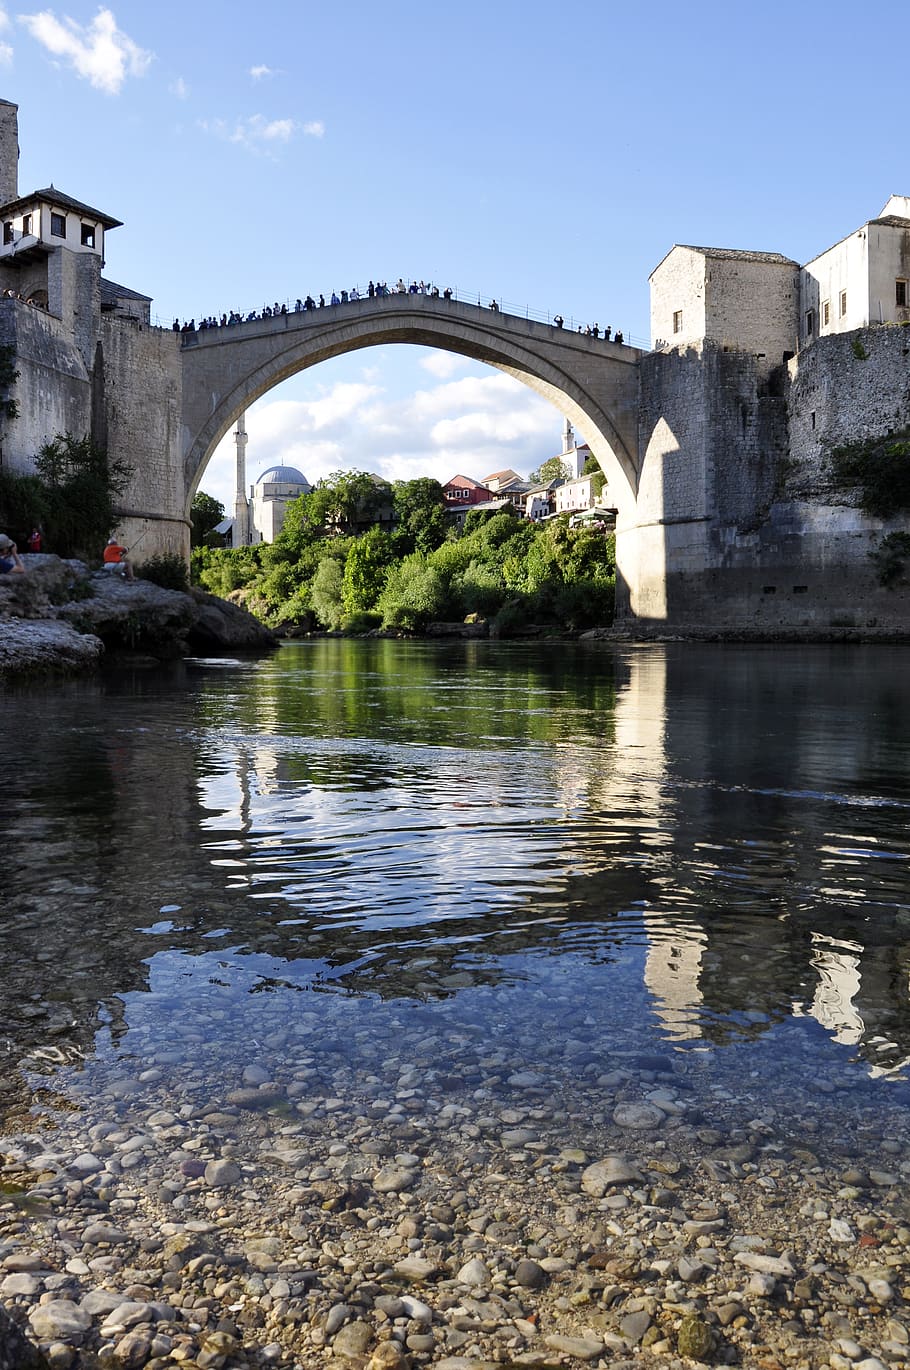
left=255, top=465, right=309, bottom=486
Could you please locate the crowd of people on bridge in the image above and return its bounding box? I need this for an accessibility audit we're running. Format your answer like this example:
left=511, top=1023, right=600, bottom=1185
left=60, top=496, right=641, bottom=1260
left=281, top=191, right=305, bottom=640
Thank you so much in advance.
left=171, top=281, right=626, bottom=346
left=172, top=279, right=462, bottom=338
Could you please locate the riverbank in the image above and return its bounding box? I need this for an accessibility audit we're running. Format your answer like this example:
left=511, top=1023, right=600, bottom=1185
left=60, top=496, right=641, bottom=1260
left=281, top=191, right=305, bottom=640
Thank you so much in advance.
left=0, top=556, right=276, bottom=678
left=2, top=1022, right=908, bottom=1370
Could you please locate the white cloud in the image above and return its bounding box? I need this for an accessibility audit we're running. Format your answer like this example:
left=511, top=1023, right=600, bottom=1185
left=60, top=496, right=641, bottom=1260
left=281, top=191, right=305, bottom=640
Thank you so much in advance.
left=197, top=364, right=562, bottom=513
left=301, top=119, right=324, bottom=138
left=419, top=352, right=468, bottom=379
left=0, top=41, right=11, bottom=62
left=170, top=75, right=188, bottom=99
left=249, top=63, right=273, bottom=80
left=19, top=7, right=153, bottom=94
left=198, top=112, right=297, bottom=154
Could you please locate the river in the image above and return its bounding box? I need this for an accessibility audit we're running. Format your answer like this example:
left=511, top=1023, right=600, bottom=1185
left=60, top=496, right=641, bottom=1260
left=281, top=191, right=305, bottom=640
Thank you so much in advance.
left=3, top=639, right=910, bottom=1364
left=4, top=638, right=910, bottom=1146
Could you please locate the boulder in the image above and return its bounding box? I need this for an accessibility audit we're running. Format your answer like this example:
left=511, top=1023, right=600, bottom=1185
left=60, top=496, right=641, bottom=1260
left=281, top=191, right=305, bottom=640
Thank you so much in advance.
left=0, top=1306, right=49, bottom=1368
left=187, top=588, right=277, bottom=650
left=0, top=554, right=276, bottom=677
left=0, top=618, right=103, bottom=676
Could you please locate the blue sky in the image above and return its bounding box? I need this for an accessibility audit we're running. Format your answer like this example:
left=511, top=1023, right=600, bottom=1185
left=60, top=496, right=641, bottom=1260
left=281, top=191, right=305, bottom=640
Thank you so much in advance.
left=2, top=0, right=908, bottom=510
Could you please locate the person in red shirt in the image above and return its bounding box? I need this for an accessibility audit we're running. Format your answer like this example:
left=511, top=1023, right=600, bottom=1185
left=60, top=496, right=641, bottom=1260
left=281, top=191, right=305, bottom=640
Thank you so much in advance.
left=103, top=537, right=134, bottom=581
left=27, top=527, right=41, bottom=552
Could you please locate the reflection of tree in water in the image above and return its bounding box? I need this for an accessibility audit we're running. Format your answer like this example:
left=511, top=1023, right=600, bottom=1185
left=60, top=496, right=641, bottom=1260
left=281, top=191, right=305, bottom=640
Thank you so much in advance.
left=4, top=640, right=910, bottom=1115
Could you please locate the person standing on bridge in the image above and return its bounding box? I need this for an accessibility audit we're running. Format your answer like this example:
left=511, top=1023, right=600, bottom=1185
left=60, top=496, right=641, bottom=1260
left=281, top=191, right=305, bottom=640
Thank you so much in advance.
left=604, top=326, right=612, bottom=341
left=615, top=330, right=623, bottom=344
left=554, top=315, right=564, bottom=328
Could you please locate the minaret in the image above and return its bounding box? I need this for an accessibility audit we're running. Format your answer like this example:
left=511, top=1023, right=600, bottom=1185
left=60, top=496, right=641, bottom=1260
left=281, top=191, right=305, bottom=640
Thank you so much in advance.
left=0, top=100, right=19, bottom=207
left=562, top=417, right=574, bottom=455
left=232, top=412, right=251, bottom=546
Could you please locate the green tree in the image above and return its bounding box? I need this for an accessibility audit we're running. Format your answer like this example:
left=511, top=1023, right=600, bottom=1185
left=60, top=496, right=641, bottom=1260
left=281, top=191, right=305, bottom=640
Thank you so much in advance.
left=528, top=456, right=571, bottom=484
left=392, top=477, right=447, bottom=554
left=311, top=553, right=346, bottom=630
left=309, top=471, right=392, bottom=537
left=342, top=527, right=395, bottom=617
left=581, top=453, right=607, bottom=498
left=34, top=433, right=131, bottom=559
left=378, top=553, right=447, bottom=630
left=190, top=491, right=225, bottom=548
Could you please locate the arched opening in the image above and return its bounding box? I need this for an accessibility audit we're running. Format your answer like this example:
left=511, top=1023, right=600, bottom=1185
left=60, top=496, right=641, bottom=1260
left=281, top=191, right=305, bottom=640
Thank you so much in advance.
left=181, top=298, right=642, bottom=526
left=192, top=344, right=583, bottom=526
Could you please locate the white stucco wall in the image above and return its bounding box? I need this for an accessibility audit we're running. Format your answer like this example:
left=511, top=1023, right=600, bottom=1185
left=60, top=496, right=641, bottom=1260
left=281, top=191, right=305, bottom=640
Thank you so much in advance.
left=801, top=231, right=869, bottom=341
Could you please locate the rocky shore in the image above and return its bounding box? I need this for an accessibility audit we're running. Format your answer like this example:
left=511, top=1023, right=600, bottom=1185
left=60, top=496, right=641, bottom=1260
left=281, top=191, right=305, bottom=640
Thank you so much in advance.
left=2, top=1028, right=909, bottom=1370
left=0, top=556, right=275, bottom=678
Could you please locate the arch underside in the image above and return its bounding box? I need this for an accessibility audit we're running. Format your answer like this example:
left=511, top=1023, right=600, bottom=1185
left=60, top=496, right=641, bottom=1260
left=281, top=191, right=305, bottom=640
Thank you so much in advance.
left=182, top=312, right=641, bottom=510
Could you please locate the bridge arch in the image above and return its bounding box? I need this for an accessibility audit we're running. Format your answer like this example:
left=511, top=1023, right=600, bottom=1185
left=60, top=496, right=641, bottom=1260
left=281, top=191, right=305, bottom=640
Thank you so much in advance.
left=179, top=296, right=643, bottom=517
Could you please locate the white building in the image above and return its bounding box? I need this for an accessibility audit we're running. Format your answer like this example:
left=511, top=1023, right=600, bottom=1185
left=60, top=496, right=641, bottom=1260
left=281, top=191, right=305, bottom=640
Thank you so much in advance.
left=649, top=194, right=910, bottom=364
left=555, top=473, right=598, bottom=516
left=800, top=194, right=910, bottom=345
left=249, top=464, right=311, bottom=543
left=228, top=411, right=311, bottom=545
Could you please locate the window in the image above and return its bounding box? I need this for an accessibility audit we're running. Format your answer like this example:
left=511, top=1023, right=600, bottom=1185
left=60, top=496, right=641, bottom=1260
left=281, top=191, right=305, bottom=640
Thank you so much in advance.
left=2, top=221, right=11, bottom=245
left=839, top=289, right=847, bottom=318
left=897, top=279, right=908, bottom=308
left=50, top=212, right=66, bottom=238
left=822, top=300, right=830, bottom=326
left=80, top=223, right=95, bottom=248
left=805, top=309, right=815, bottom=336
left=21, top=214, right=31, bottom=236
left=672, top=309, right=683, bottom=334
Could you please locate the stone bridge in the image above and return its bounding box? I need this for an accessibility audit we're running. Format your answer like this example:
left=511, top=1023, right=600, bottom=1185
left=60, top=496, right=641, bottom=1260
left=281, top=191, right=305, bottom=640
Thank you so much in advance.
left=179, top=294, right=645, bottom=517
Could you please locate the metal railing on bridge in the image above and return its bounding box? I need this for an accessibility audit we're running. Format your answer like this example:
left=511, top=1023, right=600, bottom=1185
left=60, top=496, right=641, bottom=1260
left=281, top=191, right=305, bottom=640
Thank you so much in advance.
left=159, top=281, right=651, bottom=352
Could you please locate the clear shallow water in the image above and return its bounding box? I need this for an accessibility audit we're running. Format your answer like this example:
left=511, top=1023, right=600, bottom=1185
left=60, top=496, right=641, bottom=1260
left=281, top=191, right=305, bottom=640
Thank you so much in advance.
left=3, top=639, right=910, bottom=1153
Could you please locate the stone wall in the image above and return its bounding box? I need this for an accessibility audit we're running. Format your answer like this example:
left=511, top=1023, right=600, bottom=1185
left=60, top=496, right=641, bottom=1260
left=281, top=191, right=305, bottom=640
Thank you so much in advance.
left=786, top=324, right=910, bottom=498
left=0, top=298, right=91, bottom=470
left=0, top=298, right=187, bottom=564
left=99, top=318, right=187, bottom=561
left=623, top=332, right=910, bottom=633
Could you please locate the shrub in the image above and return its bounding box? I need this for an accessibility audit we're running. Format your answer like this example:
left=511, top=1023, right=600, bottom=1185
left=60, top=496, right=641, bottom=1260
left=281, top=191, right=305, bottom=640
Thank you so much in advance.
left=870, top=531, right=910, bottom=588
left=138, top=553, right=189, bottom=591
left=830, top=427, right=910, bottom=516
left=378, top=554, right=447, bottom=630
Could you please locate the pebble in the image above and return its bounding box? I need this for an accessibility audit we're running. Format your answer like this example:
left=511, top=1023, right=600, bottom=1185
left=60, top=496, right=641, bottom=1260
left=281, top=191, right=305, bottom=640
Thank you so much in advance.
left=3, top=998, right=910, bottom=1370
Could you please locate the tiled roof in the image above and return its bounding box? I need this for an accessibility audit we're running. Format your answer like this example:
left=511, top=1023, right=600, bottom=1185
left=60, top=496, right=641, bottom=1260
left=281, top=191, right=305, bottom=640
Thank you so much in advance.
left=101, top=277, right=151, bottom=304
left=0, top=185, right=122, bottom=228
left=679, top=246, right=797, bottom=265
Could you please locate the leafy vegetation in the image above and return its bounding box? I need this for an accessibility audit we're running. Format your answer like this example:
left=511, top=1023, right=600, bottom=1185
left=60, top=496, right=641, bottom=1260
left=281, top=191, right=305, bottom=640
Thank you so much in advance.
left=0, top=343, right=19, bottom=421
left=830, top=426, right=910, bottom=517
left=190, top=491, right=225, bottom=547
left=139, top=552, right=190, bottom=591
left=528, top=455, right=571, bottom=484
left=0, top=432, right=130, bottom=558
left=870, top=531, right=910, bottom=588
left=192, top=470, right=616, bottom=636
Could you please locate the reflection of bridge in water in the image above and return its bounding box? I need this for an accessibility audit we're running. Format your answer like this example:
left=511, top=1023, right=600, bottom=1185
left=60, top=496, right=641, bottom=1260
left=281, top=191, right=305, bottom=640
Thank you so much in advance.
left=4, top=644, right=910, bottom=1118
left=201, top=645, right=910, bottom=1077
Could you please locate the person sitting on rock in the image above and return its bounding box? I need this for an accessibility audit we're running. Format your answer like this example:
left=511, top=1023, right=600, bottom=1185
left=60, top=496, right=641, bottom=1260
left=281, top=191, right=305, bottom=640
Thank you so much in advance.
left=0, top=533, right=24, bottom=573
left=103, top=537, right=134, bottom=581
